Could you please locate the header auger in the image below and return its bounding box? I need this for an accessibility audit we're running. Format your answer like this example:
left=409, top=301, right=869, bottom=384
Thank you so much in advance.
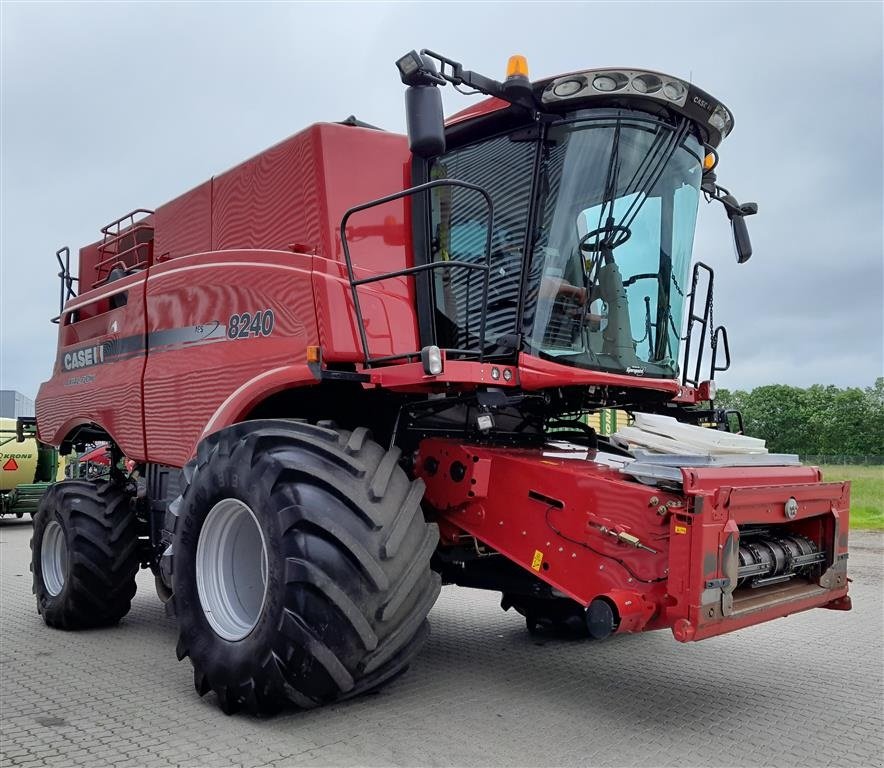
left=31, top=50, right=848, bottom=716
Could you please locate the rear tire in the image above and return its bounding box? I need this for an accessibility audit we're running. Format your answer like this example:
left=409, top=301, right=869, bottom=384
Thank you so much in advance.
left=164, top=420, right=441, bottom=715
left=31, top=479, right=139, bottom=629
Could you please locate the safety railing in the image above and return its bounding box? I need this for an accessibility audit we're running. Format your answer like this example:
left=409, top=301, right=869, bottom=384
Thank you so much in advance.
left=682, top=261, right=714, bottom=387
left=52, top=247, right=78, bottom=322
left=340, top=179, right=494, bottom=367
left=709, top=324, right=731, bottom=378
left=93, top=208, right=155, bottom=287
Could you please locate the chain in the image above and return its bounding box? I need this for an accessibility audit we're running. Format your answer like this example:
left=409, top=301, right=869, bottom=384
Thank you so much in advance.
left=671, top=268, right=685, bottom=297
left=708, top=286, right=715, bottom=350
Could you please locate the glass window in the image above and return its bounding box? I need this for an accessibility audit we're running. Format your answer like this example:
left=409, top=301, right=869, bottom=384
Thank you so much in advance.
left=525, top=113, right=703, bottom=378
left=429, top=134, right=536, bottom=351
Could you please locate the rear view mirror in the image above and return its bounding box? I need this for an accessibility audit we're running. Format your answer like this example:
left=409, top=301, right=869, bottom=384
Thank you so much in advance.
left=732, top=215, right=752, bottom=263
left=721, top=193, right=755, bottom=264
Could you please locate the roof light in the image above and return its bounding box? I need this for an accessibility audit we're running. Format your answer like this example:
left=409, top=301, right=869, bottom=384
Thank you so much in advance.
left=708, top=104, right=733, bottom=137
left=631, top=73, right=662, bottom=94
left=553, top=78, right=584, bottom=97
left=662, top=81, right=686, bottom=101
left=506, top=55, right=529, bottom=79
left=593, top=72, right=628, bottom=92
left=539, top=68, right=733, bottom=147
left=396, top=51, right=422, bottom=79
left=703, top=152, right=717, bottom=171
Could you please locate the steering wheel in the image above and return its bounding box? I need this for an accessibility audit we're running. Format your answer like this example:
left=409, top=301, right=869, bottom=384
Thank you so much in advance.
left=578, top=223, right=632, bottom=254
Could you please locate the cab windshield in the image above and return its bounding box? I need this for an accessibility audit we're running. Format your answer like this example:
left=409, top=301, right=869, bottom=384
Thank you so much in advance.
left=525, top=113, right=703, bottom=378
left=428, top=109, right=703, bottom=379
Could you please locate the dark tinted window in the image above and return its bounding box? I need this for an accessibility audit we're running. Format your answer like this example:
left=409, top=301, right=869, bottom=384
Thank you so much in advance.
left=429, top=134, right=536, bottom=351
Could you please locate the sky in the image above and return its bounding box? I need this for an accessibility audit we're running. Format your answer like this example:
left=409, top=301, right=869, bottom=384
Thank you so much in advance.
left=1, top=1, right=882, bottom=400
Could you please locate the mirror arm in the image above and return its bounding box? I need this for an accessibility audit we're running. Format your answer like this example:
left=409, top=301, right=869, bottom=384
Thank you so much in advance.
left=702, top=173, right=757, bottom=220
left=419, top=49, right=538, bottom=111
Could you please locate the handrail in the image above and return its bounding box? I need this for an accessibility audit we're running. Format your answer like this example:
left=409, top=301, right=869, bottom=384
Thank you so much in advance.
left=99, top=208, right=154, bottom=238
left=681, top=262, right=714, bottom=387
left=340, top=179, right=494, bottom=367
left=53, top=246, right=78, bottom=322
left=94, top=209, right=155, bottom=287
left=709, top=324, right=731, bottom=377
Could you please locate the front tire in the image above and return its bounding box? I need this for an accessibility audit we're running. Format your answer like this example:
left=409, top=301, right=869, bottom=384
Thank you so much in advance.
left=165, top=420, right=441, bottom=715
left=31, top=479, right=139, bottom=628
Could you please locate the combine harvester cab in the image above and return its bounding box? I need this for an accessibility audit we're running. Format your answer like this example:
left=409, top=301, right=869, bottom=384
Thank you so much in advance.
left=30, top=49, right=849, bottom=715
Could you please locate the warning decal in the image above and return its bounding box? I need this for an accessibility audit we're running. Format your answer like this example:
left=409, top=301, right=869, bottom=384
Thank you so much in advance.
left=531, top=550, right=544, bottom=571
left=3, top=458, right=19, bottom=471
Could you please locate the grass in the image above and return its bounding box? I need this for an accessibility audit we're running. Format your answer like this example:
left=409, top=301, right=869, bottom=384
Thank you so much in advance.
left=817, top=465, right=884, bottom=530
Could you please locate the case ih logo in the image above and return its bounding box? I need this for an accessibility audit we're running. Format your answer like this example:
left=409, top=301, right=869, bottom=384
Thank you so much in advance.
left=63, top=344, right=106, bottom=371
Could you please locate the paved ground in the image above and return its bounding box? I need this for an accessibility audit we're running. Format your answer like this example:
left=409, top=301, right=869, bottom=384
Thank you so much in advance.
left=1, top=518, right=882, bottom=768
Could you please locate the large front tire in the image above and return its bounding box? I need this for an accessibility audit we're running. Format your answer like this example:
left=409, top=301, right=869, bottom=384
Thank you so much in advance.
left=164, top=420, right=441, bottom=715
left=31, top=479, right=139, bottom=629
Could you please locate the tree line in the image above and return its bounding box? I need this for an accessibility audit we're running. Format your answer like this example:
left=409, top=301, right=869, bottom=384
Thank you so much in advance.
left=714, top=378, right=884, bottom=457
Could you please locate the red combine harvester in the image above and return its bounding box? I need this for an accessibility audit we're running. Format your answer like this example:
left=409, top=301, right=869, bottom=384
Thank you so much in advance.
left=32, top=51, right=850, bottom=715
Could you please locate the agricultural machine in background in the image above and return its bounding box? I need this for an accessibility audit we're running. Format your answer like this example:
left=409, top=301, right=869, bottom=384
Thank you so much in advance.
left=31, top=50, right=850, bottom=715
left=0, top=418, right=64, bottom=518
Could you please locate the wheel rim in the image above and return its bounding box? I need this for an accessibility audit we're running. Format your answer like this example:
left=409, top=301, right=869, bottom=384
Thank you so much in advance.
left=196, top=498, right=268, bottom=641
left=41, top=520, right=68, bottom=597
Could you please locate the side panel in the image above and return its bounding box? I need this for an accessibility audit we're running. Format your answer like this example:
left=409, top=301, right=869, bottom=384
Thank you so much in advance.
left=152, top=180, right=213, bottom=262
left=36, top=272, right=148, bottom=459
left=312, top=258, right=419, bottom=362
left=211, top=127, right=329, bottom=256
left=142, top=250, right=318, bottom=467
left=313, top=124, right=418, bottom=361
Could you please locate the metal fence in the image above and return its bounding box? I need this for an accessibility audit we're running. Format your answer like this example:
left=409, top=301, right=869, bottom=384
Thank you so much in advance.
left=799, top=455, right=884, bottom=467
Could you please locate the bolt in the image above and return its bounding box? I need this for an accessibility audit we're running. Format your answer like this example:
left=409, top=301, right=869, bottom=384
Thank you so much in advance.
left=498, top=520, right=503, bottom=526
left=572, top=553, right=577, bottom=559
left=558, top=547, right=563, bottom=552
left=521, top=530, right=526, bottom=536
left=649, top=496, right=659, bottom=506
left=599, top=565, right=605, bottom=571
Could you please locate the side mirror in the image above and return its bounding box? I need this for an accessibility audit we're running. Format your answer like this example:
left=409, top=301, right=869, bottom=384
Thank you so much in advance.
left=398, top=52, right=446, bottom=158
left=721, top=193, right=756, bottom=264
left=405, top=85, right=445, bottom=157
left=731, top=215, right=752, bottom=263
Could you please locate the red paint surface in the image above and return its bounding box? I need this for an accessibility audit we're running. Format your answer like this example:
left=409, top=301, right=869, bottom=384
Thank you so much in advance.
left=37, top=269, right=148, bottom=460
left=416, top=439, right=850, bottom=640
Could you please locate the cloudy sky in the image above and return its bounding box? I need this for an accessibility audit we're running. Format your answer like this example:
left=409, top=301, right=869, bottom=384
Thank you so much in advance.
left=1, top=1, right=882, bottom=400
